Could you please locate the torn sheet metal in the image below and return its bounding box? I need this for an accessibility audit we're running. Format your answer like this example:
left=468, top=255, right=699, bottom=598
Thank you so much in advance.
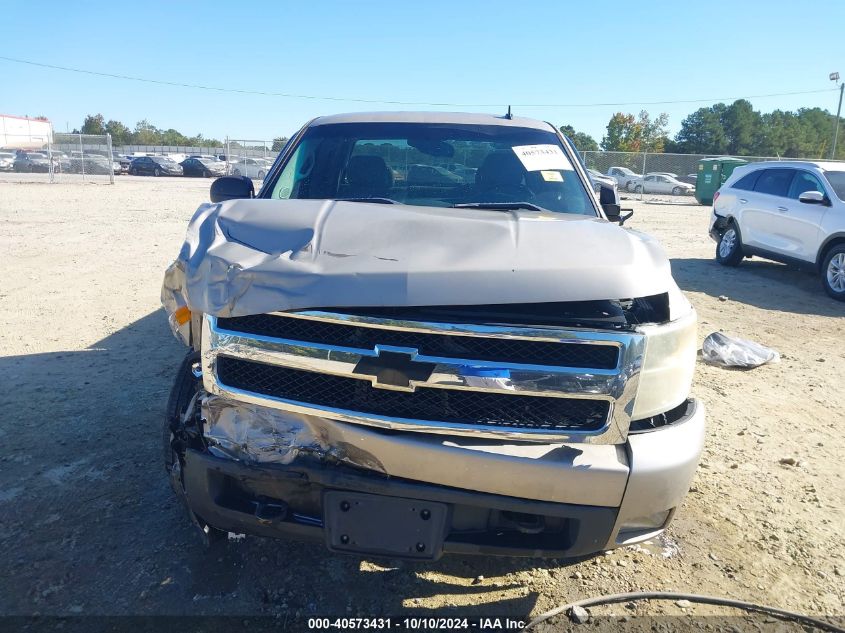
left=162, top=198, right=677, bottom=319
left=201, top=394, right=386, bottom=473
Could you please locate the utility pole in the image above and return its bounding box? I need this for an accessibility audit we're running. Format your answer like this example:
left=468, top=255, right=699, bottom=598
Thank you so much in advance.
left=830, top=72, right=843, bottom=159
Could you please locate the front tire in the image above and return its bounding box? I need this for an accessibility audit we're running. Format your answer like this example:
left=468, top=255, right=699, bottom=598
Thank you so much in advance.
left=154, top=167, right=161, bottom=177
left=672, top=186, right=682, bottom=195
left=716, top=223, right=744, bottom=266
left=258, top=170, right=265, bottom=180
left=634, top=185, right=643, bottom=194
left=821, top=244, right=845, bottom=301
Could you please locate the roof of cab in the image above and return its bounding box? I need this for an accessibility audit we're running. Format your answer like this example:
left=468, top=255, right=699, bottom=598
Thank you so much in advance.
left=309, top=111, right=556, bottom=131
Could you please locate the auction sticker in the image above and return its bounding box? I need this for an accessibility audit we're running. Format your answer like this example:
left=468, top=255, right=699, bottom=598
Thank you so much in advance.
left=512, top=144, right=573, bottom=172
left=540, top=170, right=563, bottom=182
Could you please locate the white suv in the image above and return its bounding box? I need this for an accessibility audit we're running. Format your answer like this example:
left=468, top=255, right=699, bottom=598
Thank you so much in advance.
left=709, top=161, right=845, bottom=301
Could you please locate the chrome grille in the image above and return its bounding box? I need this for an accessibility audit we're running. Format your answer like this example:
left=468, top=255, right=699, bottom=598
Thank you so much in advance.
left=216, top=314, right=619, bottom=369
left=202, top=310, right=645, bottom=443
left=217, top=357, right=611, bottom=431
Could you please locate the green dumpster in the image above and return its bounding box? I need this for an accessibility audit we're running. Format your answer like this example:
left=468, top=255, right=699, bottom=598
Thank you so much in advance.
left=695, top=157, right=747, bottom=205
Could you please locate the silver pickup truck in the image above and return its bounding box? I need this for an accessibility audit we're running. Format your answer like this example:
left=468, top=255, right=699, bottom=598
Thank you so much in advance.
left=161, top=112, right=704, bottom=559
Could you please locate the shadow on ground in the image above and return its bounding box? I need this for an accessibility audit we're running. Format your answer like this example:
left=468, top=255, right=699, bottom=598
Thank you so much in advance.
left=671, top=257, right=843, bottom=317
left=0, top=310, right=581, bottom=618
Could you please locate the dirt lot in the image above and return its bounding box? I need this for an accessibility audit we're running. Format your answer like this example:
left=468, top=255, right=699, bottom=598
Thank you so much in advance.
left=0, top=177, right=842, bottom=627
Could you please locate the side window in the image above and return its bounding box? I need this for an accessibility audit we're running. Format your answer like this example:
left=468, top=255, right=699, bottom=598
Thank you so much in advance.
left=271, top=139, right=315, bottom=199
left=787, top=171, right=825, bottom=200
left=753, top=169, right=794, bottom=198
left=732, top=171, right=760, bottom=191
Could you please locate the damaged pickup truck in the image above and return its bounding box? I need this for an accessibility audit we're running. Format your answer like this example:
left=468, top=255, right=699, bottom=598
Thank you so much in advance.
left=161, top=112, right=704, bottom=559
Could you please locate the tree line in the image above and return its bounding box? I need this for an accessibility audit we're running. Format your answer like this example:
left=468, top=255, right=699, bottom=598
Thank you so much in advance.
left=74, top=113, right=288, bottom=150
left=562, top=99, right=844, bottom=159
left=73, top=100, right=843, bottom=159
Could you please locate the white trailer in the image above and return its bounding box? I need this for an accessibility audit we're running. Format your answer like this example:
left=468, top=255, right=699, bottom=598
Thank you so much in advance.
left=1, top=114, right=52, bottom=150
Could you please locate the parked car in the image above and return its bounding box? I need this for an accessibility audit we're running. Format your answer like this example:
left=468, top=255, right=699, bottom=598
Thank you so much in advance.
left=69, top=154, right=119, bottom=175
left=678, top=173, right=697, bottom=186
left=629, top=173, right=694, bottom=195
left=587, top=168, right=618, bottom=194
left=711, top=161, right=845, bottom=300
left=0, top=151, right=17, bottom=171
left=111, top=153, right=131, bottom=174
left=38, top=150, right=71, bottom=172
left=181, top=156, right=227, bottom=178
left=13, top=152, right=51, bottom=172
left=607, top=166, right=640, bottom=189
left=161, top=111, right=703, bottom=560
left=406, top=163, right=463, bottom=185
left=128, top=155, right=184, bottom=176
left=230, top=157, right=270, bottom=180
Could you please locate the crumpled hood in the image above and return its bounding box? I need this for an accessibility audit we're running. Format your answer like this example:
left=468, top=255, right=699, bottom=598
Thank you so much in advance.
left=162, top=198, right=675, bottom=320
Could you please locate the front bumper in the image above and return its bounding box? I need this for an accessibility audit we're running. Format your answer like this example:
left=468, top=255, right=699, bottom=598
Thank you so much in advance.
left=179, top=398, right=705, bottom=558
left=709, top=212, right=728, bottom=242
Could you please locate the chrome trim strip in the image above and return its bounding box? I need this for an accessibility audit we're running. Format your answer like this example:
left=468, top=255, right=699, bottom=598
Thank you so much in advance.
left=202, top=313, right=645, bottom=444
left=275, top=309, right=627, bottom=345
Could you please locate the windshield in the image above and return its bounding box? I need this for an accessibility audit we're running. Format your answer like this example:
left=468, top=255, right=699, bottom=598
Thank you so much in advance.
left=823, top=171, right=845, bottom=201
left=267, top=122, right=595, bottom=215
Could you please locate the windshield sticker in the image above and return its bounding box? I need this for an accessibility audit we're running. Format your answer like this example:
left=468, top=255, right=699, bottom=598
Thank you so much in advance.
left=512, top=144, right=573, bottom=172
left=540, top=170, right=563, bottom=182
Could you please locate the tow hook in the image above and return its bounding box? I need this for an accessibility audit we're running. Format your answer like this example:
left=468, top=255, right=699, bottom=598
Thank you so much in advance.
left=254, top=498, right=289, bottom=525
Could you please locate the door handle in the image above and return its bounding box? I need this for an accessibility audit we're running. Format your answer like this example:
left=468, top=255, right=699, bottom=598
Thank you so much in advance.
left=739, top=198, right=747, bottom=204
left=777, top=206, right=788, bottom=212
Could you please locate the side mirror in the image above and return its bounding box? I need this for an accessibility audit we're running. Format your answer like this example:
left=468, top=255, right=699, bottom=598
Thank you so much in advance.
left=602, top=203, right=634, bottom=225
left=210, top=175, right=254, bottom=203
left=798, top=190, right=829, bottom=205
left=599, top=182, right=618, bottom=206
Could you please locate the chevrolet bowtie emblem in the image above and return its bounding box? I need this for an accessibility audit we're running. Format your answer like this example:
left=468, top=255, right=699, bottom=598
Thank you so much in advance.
left=352, top=350, right=435, bottom=392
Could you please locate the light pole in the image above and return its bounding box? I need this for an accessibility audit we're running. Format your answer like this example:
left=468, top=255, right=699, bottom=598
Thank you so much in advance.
left=830, top=72, right=843, bottom=159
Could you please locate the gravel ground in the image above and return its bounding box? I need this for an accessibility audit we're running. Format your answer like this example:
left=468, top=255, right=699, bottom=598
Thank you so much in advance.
left=0, top=177, right=842, bottom=627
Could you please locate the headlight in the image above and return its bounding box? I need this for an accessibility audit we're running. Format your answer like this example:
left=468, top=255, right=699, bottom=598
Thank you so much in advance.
left=631, top=305, right=697, bottom=420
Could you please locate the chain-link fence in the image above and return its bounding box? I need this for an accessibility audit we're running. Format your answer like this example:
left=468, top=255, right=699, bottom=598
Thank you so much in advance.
left=224, top=139, right=279, bottom=180
left=51, top=133, right=115, bottom=183
left=1, top=131, right=116, bottom=184
left=580, top=150, right=845, bottom=204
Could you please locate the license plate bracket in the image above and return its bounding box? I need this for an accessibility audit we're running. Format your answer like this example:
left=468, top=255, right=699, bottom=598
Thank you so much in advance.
left=323, top=491, right=448, bottom=559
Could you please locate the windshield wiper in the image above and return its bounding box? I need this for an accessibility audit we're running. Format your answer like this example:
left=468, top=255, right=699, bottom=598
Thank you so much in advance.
left=451, top=202, right=546, bottom=212
left=335, top=197, right=399, bottom=204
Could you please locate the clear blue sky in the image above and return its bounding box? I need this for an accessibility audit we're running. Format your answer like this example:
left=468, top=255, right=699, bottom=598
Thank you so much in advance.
left=2, top=0, right=843, bottom=143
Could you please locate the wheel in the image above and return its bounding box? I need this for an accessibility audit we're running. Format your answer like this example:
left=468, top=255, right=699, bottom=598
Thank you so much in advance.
left=164, top=351, right=229, bottom=548
left=232, top=168, right=241, bottom=177
left=672, top=186, right=682, bottom=195
left=258, top=170, right=265, bottom=180
left=821, top=244, right=845, bottom=301
left=625, top=181, right=635, bottom=192
left=716, top=222, right=744, bottom=266
left=634, top=185, right=643, bottom=194
left=154, top=167, right=161, bottom=177
left=203, top=169, right=211, bottom=178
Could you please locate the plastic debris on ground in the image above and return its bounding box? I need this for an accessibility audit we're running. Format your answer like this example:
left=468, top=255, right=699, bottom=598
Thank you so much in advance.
left=701, top=332, right=780, bottom=368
